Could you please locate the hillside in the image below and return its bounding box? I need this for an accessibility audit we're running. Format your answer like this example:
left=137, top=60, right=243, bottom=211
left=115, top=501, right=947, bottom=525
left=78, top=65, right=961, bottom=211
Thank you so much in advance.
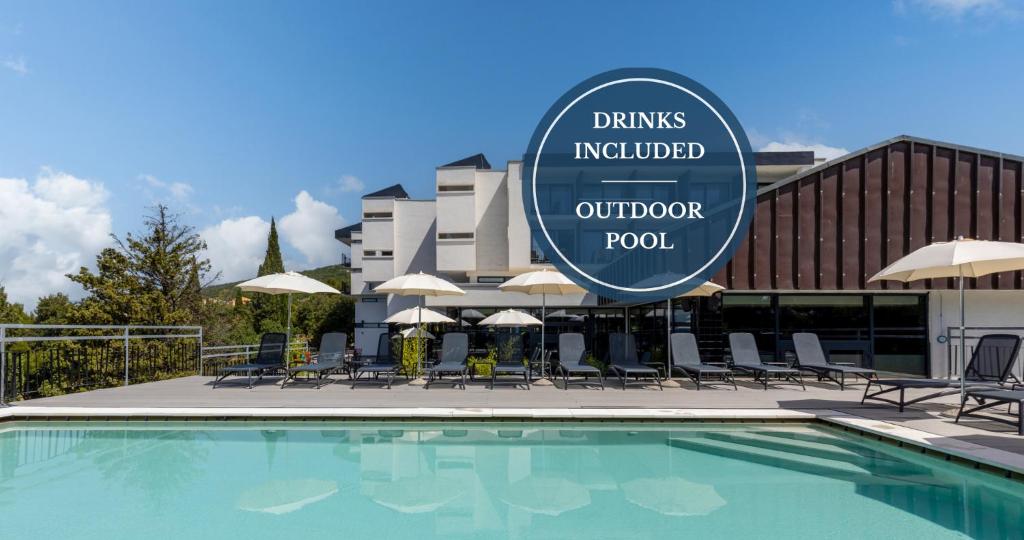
left=203, top=264, right=351, bottom=298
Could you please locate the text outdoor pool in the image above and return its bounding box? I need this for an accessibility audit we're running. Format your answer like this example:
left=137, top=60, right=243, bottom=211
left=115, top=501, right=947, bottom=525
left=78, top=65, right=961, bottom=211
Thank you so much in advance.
left=1, top=422, right=1022, bottom=539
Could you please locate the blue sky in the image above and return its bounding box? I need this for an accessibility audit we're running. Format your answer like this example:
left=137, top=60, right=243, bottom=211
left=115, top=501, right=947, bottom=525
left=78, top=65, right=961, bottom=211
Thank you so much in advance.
left=1, top=0, right=1022, bottom=306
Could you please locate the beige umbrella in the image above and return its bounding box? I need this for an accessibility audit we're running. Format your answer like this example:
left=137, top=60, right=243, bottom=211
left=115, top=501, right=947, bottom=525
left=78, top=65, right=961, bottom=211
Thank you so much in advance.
left=238, top=478, right=339, bottom=515
left=385, top=306, right=456, bottom=325
left=238, top=271, right=341, bottom=346
left=500, top=476, right=591, bottom=516
left=477, top=309, right=543, bottom=327
left=375, top=272, right=465, bottom=384
left=870, top=238, right=1024, bottom=399
left=499, top=269, right=586, bottom=385
left=400, top=327, right=436, bottom=340
left=622, top=477, right=726, bottom=516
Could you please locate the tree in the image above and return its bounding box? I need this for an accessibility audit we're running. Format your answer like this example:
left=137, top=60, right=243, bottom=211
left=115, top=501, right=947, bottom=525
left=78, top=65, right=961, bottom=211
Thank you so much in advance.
left=33, top=293, right=75, bottom=324
left=68, top=205, right=214, bottom=326
left=0, top=285, right=30, bottom=324
left=251, top=218, right=287, bottom=334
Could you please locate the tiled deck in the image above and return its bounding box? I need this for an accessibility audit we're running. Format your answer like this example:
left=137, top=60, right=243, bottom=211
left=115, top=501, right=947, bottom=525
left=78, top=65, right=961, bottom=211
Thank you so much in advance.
left=3, top=375, right=1023, bottom=476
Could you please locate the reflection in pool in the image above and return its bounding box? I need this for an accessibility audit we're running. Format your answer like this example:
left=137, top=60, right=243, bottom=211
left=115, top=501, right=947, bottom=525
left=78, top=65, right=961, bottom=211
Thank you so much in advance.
left=1, top=422, right=1022, bottom=539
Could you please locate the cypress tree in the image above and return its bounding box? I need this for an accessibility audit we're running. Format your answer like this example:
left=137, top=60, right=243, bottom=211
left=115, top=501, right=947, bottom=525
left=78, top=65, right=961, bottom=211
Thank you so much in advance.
left=252, top=218, right=287, bottom=333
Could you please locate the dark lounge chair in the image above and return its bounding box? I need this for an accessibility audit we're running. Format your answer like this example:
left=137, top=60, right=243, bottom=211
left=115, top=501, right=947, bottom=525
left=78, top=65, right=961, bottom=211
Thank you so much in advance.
left=955, top=388, right=1024, bottom=436
left=425, top=332, right=469, bottom=389
left=351, top=333, right=403, bottom=389
left=792, top=332, right=877, bottom=390
left=490, top=333, right=530, bottom=389
left=556, top=333, right=604, bottom=389
left=863, top=333, right=1021, bottom=412
left=607, top=333, right=662, bottom=390
left=670, top=332, right=736, bottom=390
left=281, top=332, right=347, bottom=389
left=213, top=332, right=287, bottom=389
left=728, top=333, right=805, bottom=390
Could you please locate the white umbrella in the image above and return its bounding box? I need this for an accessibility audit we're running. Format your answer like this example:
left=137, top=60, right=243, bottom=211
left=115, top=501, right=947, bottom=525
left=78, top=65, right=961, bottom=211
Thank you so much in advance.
left=237, top=271, right=341, bottom=347
left=400, top=327, right=435, bottom=340
left=678, top=281, right=726, bottom=298
left=385, top=307, right=455, bottom=325
left=477, top=309, right=543, bottom=327
left=460, top=309, right=486, bottom=320
left=375, top=272, right=465, bottom=383
left=870, top=238, right=1024, bottom=399
left=499, top=269, right=585, bottom=385
left=500, top=476, right=591, bottom=516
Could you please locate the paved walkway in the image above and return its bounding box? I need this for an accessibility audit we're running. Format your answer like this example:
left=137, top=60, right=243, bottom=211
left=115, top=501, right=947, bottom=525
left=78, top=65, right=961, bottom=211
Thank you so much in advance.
left=4, top=375, right=1023, bottom=475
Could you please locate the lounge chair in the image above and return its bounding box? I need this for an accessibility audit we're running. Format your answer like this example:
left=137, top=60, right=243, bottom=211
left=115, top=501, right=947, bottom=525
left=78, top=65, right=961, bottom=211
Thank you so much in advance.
left=728, top=333, right=805, bottom=390
left=607, top=333, right=662, bottom=390
left=792, top=333, right=877, bottom=390
left=425, top=332, right=469, bottom=389
left=281, top=332, right=347, bottom=389
left=670, top=333, right=736, bottom=390
left=556, top=333, right=604, bottom=389
left=490, top=333, right=530, bottom=389
left=955, top=388, right=1024, bottom=435
left=863, top=333, right=1021, bottom=412
left=351, top=333, right=404, bottom=389
left=213, top=332, right=287, bottom=389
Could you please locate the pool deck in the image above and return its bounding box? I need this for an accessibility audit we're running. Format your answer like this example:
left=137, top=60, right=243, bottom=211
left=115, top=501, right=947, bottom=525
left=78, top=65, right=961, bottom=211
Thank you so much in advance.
left=2, top=375, right=1023, bottom=477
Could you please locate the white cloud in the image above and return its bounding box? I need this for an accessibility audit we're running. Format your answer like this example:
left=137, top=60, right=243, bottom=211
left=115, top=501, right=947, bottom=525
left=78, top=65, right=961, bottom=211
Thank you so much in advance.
left=333, top=174, right=365, bottom=193
left=279, top=191, right=346, bottom=267
left=199, top=216, right=271, bottom=283
left=0, top=169, right=112, bottom=308
left=759, top=140, right=850, bottom=161
left=3, top=56, right=27, bottom=75
left=899, top=0, right=1014, bottom=18
left=141, top=174, right=194, bottom=201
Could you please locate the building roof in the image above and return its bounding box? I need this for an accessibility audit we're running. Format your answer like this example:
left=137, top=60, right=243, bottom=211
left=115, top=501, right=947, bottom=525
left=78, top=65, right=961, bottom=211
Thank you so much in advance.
left=334, top=222, right=362, bottom=245
left=441, top=153, right=491, bottom=169
left=753, top=151, right=814, bottom=166
left=363, top=183, right=409, bottom=199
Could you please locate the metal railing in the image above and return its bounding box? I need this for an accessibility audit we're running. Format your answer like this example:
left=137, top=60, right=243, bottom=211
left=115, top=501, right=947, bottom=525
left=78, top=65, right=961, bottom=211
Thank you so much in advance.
left=946, top=326, right=1024, bottom=381
left=0, top=324, right=202, bottom=403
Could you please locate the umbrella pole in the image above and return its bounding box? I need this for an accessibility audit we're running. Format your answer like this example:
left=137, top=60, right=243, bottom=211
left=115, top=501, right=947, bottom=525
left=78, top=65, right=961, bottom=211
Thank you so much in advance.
left=534, top=293, right=554, bottom=386
left=959, top=267, right=966, bottom=403
left=408, top=296, right=427, bottom=386
left=286, top=293, right=292, bottom=355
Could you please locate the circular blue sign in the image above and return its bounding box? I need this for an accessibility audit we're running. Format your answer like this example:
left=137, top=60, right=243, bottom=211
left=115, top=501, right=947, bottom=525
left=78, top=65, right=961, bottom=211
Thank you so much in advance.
left=523, top=68, right=757, bottom=301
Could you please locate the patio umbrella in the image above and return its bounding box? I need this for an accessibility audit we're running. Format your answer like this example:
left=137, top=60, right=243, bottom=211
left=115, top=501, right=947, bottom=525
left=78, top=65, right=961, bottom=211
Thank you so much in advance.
left=499, top=269, right=586, bottom=385
left=477, top=309, right=543, bottom=327
left=400, top=327, right=435, bottom=340
left=622, top=477, right=725, bottom=516
left=375, top=272, right=465, bottom=384
left=870, top=238, right=1024, bottom=399
left=384, top=306, right=456, bottom=325
left=237, top=271, right=341, bottom=347
left=366, top=475, right=463, bottom=514
left=461, top=308, right=486, bottom=320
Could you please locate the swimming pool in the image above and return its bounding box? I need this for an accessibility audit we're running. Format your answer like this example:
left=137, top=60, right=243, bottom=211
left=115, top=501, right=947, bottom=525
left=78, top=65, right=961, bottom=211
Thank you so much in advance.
left=1, top=421, right=1021, bottom=539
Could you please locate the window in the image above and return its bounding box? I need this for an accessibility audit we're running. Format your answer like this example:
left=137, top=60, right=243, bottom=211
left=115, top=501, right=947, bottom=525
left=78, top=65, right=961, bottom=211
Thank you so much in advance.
left=476, top=276, right=508, bottom=284
left=363, top=212, right=392, bottom=219
left=380, top=250, right=393, bottom=257
left=438, top=185, right=474, bottom=192
left=438, top=232, right=474, bottom=240
left=363, top=250, right=377, bottom=257
left=361, top=298, right=381, bottom=303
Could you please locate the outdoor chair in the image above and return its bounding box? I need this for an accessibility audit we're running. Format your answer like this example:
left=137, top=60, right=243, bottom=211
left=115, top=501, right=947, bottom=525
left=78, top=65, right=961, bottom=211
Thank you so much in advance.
left=281, top=332, right=347, bottom=389
left=213, top=332, right=287, bottom=389
left=670, top=332, right=736, bottom=390
left=728, top=332, right=805, bottom=390
left=955, top=388, right=1024, bottom=436
left=425, top=332, right=469, bottom=389
left=351, top=333, right=404, bottom=389
left=792, top=332, right=877, bottom=390
left=607, top=333, right=662, bottom=390
left=556, top=333, right=604, bottom=389
left=863, top=333, right=1022, bottom=412
left=490, top=333, right=530, bottom=389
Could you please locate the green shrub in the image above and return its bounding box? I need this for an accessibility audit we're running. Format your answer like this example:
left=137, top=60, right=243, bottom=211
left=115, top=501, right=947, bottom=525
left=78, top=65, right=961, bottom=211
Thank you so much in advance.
left=401, top=336, right=428, bottom=377
left=468, top=348, right=497, bottom=377
left=584, top=353, right=607, bottom=374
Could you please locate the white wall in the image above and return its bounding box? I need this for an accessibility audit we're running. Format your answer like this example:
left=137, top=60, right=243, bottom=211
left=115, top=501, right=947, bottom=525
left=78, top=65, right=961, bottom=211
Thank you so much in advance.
left=927, top=289, right=1024, bottom=381
left=506, top=161, right=533, bottom=272
left=474, top=170, right=509, bottom=271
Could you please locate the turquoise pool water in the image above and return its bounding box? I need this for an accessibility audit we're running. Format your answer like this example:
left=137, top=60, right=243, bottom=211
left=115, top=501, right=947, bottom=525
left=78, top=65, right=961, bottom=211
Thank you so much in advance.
left=1, top=422, right=1022, bottom=539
